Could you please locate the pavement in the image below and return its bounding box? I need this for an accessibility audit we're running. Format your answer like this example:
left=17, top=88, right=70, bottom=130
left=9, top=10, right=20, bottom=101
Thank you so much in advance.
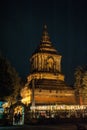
left=0, top=124, right=79, bottom=130
left=0, top=124, right=87, bottom=130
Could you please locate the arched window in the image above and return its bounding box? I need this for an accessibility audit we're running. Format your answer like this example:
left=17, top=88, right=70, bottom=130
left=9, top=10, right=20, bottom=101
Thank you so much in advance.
left=47, top=56, right=54, bottom=72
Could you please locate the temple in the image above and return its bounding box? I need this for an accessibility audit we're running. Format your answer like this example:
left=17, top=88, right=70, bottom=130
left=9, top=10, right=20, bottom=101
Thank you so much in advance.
left=17, top=24, right=87, bottom=119
left=4, top=25, right=87, bottom=125
left=27, top=25, right=77, bottom=109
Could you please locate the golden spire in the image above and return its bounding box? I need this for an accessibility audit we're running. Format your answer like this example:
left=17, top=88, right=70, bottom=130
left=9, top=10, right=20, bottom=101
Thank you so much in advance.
left=33, top=24, right=58, bottom=54
left=41, top=24, right=51, bottom=43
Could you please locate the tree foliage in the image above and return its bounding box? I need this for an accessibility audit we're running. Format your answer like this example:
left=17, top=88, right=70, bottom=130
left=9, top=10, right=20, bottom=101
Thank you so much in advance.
left=0, top=54, right=21, bottom=101
left=74, top=66, right=83, bottom=88
left=74, top=65, right=87, bottom=104
left=82, top=71, right=87, bottom=88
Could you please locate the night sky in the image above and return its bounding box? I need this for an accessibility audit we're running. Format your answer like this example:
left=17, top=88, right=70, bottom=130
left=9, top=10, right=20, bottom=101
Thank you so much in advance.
left=0, top=0, right=87, bottom=85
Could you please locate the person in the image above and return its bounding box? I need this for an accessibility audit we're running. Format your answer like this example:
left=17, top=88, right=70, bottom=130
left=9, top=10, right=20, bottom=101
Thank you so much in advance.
left=14, top=113, right=18, bottom=124
left=17, top=112, right=22, bottom=124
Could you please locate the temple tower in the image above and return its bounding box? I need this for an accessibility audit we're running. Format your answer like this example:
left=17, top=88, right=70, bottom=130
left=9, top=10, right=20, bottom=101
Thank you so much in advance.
left=28, top=25, right=64, bottom=82
left=27, top=25, right=76, bottom=105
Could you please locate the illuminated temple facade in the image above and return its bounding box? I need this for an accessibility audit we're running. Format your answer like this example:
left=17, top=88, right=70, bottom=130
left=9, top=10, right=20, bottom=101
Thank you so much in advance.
left=12, top=25, right=87, bottom=123
left=3, top=25, right=87, bottom=125
left=27, top=25, right=77, bottom=107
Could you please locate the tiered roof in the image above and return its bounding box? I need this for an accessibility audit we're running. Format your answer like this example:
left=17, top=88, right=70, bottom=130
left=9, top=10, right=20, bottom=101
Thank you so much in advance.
left=30, top=79, right=72, bottom=90
left=33, top=25, right=58, bottom=54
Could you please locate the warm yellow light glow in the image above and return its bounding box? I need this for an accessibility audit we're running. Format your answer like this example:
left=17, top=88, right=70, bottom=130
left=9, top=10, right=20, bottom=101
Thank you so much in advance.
left=20, top=87, right=31, bottom=105
left=30, top=105, right=87, bottom=111
left=27, top=73, right=64, bottom=83
left=21, top=97, right=31, bottom=105
left=14, top=106, right=22, bottom=114
left=2, top=102, right=9, bottom=108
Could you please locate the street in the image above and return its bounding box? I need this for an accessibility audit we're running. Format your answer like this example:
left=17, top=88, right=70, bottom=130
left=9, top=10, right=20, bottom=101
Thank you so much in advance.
left=0, top=124, right=81, bottom=130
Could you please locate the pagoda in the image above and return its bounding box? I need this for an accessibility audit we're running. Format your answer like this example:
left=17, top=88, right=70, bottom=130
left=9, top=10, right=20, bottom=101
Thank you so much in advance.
left=27, top=25, right=76, bottom=107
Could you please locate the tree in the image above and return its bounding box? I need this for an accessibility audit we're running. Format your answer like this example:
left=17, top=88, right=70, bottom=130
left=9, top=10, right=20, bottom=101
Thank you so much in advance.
left=74, top=66, right=83, bottom=88
left=0, top=54, right=21, bottom=104
left=81, top=71, right=87, bottom=104
left=74, top=65, right=87, bottom=104
left=81, top=65, right=87, bottom=88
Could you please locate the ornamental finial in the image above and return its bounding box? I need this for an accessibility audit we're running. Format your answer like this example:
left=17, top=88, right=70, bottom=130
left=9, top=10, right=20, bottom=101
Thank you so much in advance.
left=41, top=24, right=51, bottom=43
left=44, top=24, right=47, bottom=29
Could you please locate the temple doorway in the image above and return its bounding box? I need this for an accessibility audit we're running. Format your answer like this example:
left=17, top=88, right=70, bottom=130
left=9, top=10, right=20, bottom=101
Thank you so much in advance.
left=13, top=105, right=24, bottom=125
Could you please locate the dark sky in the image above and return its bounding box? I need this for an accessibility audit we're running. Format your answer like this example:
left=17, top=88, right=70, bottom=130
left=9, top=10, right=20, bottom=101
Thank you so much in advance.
left=0, top=0, right=87, bottom=85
